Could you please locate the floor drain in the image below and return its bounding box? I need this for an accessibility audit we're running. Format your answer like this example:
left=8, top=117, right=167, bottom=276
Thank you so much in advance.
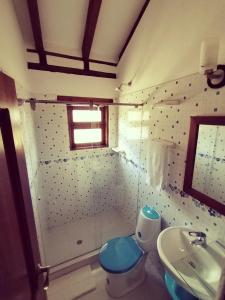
left=77, top=239, right=83, bottom=245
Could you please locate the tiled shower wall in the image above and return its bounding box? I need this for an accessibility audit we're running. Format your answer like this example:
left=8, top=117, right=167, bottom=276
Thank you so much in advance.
left=32, top=100, right=119, bottom=229
left=16, top=83, right=46, bottom=262
left=16, top=83, right=39, bottom=183
left=116, top=107, right=143, bottom=228
left=118, top=73, right=225, bottom=242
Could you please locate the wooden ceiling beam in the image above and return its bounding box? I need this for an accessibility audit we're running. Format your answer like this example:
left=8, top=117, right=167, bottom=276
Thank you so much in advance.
left=27, top=0, right=47, bottom=65
left=27, top=49, right=117, bottom=66
left=27, top=63, right=116, bottom=79
left=82, top=0, right=102, bottom=68
left=118, top=0, right=150, bottom=62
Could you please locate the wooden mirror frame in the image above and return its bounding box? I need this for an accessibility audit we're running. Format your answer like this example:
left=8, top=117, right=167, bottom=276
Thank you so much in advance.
left=183, top=116, right=225, bottom=216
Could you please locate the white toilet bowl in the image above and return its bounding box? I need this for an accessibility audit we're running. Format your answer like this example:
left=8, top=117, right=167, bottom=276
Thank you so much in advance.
left=105, top=253, right=147, bottom=298
left=99, top=205, right=161, bottom=298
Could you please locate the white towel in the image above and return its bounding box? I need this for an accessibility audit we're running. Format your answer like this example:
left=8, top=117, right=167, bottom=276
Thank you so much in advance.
left=146, top=140, right=168, bottom=191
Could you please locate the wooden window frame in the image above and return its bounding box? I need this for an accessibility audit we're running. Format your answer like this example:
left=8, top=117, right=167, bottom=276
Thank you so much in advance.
left=183, top=116, right=225, bottom=216
left=62, top=97, right=112, bottom=151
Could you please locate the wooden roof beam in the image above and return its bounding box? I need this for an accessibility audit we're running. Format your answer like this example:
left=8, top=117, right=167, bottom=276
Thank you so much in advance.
left=82, top=0, right=102, bottom=69
left=27, top=0, right=47, bottom=65
left=28, top=63, right=116, bottom=79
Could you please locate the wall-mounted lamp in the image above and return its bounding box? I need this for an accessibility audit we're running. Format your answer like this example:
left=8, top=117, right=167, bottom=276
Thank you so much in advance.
left=115, top=80, right=132, bottom=92
left=207, top=65, right=225, bottom=89
left=200, top=39, right=225, bottom=89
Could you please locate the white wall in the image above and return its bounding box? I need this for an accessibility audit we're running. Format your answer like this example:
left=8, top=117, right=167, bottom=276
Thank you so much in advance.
left=0, top=0, right=47, bottom=263
left=118, top=0, right=225, bottom=91
left=117, top=1, right=225, bottom=286
left=28, top=69, right=118, bottom=99
left=117, top=73, right=225, bottom=288
left=0, top=0, right=29, bottom=88
left=31, top=100, right=118, bottom=227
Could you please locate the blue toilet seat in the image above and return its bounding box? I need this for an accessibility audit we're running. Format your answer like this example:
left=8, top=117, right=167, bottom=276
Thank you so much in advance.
left=99, top=236, right=144, bottom=274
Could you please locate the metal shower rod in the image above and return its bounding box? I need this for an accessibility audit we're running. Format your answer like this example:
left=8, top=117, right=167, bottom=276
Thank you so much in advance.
left=17, top=98, right=144, bottom=109
left=18, top=97, right=182, bottom=111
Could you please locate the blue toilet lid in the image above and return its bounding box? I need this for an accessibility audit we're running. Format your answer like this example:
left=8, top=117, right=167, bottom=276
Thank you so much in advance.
left=99, top=236, right=144, bottom=274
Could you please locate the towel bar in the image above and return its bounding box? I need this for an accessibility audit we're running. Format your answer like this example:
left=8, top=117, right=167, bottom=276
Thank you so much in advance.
left=152, top=139, right=176, bottom=148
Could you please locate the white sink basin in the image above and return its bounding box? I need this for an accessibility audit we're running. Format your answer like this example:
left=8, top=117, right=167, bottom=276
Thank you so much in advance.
left=157, top=227, right=225, bottom=300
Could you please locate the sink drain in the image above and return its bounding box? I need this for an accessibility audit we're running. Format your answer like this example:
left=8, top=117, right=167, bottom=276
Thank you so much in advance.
left=77, top=239, right=83, bottom=245
left=188, top=261, right=196, bottom=269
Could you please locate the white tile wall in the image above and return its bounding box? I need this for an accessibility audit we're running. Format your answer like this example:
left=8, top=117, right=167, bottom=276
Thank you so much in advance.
left=118, top=73, right=225, bottom=242
left=37, top=153, right=119, bottom=228
left=16, top=83, right=46, bottom=263
left=31, top=102, right=121, bottom=229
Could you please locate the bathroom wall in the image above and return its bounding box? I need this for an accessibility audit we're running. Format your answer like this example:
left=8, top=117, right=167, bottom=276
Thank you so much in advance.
left=118, top=73, right=225, bottom=239
left=115, top=0, right=225, bottom=281
left=117, top=73, right=225, bottom=281
left=116, top=107, right=143, bottom=228
left=16, top=84, right=46, bottom=263
left=24, top=51, right=119, bottom=230
left=32, top=100, right=118, bottom=229
left=27, top=68, right=117, bottom=98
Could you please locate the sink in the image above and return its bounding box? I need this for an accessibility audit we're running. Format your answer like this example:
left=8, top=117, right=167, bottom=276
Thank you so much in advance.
left=157, top=226, right=225, bottom=300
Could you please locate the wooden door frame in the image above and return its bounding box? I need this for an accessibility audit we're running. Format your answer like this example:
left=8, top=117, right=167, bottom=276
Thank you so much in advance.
left=0, top=72, right=46, bottom=299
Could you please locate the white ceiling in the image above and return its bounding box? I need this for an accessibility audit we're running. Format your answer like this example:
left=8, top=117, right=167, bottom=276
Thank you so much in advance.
left=13, top=0, right=146, bottom=63
left=90, top=0, right=145, bottom=62
left=39, top=0, right=89, bottom=57
left=13, top=0, right=34, bottom=48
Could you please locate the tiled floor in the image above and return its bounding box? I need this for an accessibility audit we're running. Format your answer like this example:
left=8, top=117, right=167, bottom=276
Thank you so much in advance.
left=47, top=265, right=96, bottom=300
left=43, top=208, right=134, bottom=266
left=48, top=263, right=171, bottom=300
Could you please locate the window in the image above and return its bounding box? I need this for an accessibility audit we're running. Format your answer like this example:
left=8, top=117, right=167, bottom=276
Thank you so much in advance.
left=66, top=100, right=109, bottom=150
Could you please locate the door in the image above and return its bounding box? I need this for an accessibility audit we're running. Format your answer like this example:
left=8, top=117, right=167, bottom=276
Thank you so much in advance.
left=0, top=72, right=47, bottom=300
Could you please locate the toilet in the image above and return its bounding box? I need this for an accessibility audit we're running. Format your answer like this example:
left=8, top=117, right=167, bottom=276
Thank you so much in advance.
left=99, top=205, right=161, bottom=298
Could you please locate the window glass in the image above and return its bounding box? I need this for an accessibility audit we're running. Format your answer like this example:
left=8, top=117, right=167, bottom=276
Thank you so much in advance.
left=66, top=101, right=109, bottom=150
left=72, top=109, right=101, bottom=122
left=73, top=128, right=102, bottom=144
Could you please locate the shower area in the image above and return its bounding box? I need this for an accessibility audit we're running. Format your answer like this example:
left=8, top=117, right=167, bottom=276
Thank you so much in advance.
left=22, top=97, right=145, bottom=268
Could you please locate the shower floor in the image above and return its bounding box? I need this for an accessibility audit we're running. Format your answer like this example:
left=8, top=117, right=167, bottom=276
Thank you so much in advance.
left=43, top=208, right=134, bottom=266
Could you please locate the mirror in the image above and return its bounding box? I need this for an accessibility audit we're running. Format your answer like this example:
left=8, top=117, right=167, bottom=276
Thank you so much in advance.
left=183, top=116, right=225, bottom=215
left=192, top=125, right=225, bottom=203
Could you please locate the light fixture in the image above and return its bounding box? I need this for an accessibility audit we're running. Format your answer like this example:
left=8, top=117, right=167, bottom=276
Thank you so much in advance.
left=200, top=39, right=225, bottom=89
left=115, top=80, right=132, bottom=92
left=207, top=65, right=225, bottom=89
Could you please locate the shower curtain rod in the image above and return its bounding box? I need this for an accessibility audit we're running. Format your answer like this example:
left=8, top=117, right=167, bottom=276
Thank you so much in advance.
left=17, top=98, right=144, bottom=109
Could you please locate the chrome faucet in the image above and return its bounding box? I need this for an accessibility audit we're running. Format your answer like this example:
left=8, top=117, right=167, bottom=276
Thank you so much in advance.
left=189, top=231, right=207, bottom=247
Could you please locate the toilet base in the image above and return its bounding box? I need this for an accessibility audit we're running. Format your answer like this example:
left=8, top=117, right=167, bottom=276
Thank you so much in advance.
left=105, top=256, right=146, bottom=298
